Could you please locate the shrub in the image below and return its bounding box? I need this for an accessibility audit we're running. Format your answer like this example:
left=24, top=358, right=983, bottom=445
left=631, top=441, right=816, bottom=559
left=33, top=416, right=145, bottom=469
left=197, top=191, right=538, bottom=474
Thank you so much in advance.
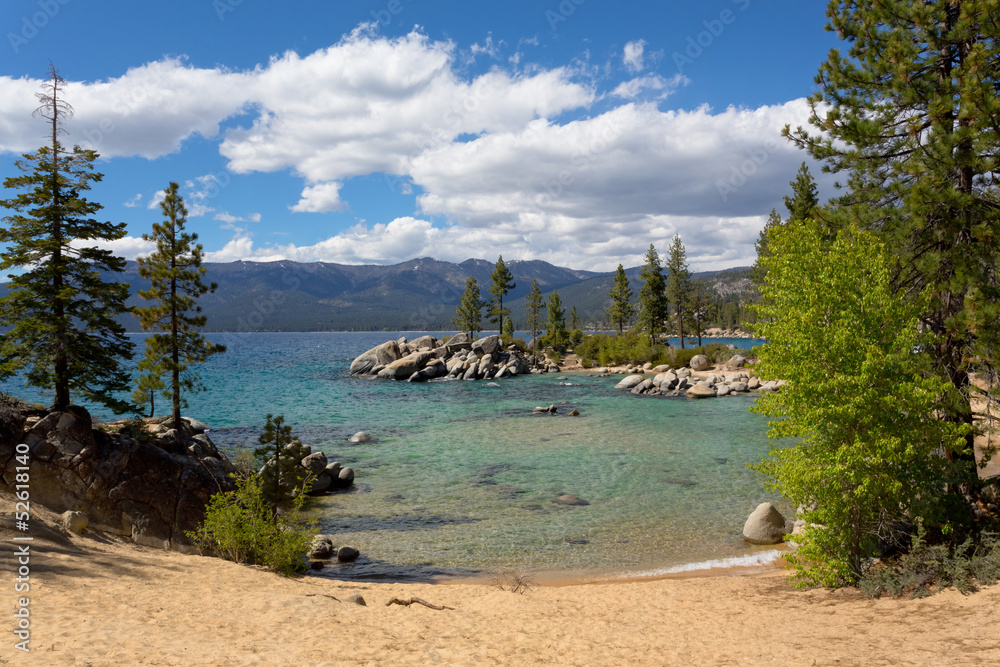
left=490, top=566, right=535, bottom=594
left=858, top=526, right=1000, bottom=598
left=117, top=417, right=154, bottom=444
left=187, top=472, right=318, bottom=576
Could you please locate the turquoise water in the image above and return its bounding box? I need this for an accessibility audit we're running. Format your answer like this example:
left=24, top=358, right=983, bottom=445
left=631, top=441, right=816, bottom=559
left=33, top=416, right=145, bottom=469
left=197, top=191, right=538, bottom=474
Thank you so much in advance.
left=3, top=332, right=788, bottom=581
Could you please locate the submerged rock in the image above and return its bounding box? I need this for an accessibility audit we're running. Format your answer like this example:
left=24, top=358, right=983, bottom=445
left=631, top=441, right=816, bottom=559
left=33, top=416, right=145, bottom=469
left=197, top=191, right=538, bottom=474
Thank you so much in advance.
left=553, top=494, right=590, bottom=506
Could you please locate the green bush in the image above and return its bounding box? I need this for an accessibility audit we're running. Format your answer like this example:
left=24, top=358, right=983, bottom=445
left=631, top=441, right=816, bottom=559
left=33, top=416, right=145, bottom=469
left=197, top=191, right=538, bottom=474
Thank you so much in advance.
left=858, top=526, right=1000, bottom=598
left=117, top=417, right=154, bottom=444
left=575, top=331, right=672, bottom=367
left=500, top=334, right=528, bottom=353
left=187, top=472, right=318, bottom=576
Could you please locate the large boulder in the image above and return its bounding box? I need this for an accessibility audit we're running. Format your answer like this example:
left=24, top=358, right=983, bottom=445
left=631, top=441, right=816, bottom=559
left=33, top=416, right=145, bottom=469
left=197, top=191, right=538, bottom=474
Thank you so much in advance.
left=742, top=502, right=792, bottom=545
left=472, top=335, right=502, bottom=357
left=444, top=332, right=472, bottom=352
left=615, top=374, right=646, bottom=390
left=0, top=407, right=236, bottom=551
left=350, top=340, right=403, bottom=376
left=409, top=335, right=438, bottom=351
left=689, top=354, right=711, bottom=371
left=377, top=351, right=435, bottom=380
left=686, top=384, right=717, bottom=399
left=301, top=451, right=328, bottom=475
left=725, top=355, right=747, bottom=370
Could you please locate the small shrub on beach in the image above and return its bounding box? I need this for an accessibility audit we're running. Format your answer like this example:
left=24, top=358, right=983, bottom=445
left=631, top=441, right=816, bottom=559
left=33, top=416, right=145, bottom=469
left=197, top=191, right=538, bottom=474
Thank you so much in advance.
left=490, top=567, right=534, bottom=594
left=858, top=526, right=1000, bottom=598
left=187, top=472, right=318, bottom=576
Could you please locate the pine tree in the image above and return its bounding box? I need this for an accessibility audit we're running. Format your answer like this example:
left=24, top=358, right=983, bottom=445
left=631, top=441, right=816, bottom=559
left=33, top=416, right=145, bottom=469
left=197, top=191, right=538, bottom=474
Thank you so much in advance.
left=688, top=282, right=711, bottom=347
left=0, top=65, right=134, bottom=413
left=664, top=235, right=692, bottom=349
left=606, top=264, right=634, bottom=335
left=254, top=414, right=310, bottom=517
left=487, top=255, right=516, bottom=334
left=637, top=244, right=668, bottom=345
left=785, top=0, right=1000, bottom=503
left=133, top=182, right=225, bottom=425
left=452, top=275, right=484, bottom=338
left=524, top=279, right=544, bottom=356
left=784, top=162, right=820, bottom=223
left=569, top=305, right=579, bottom=331
left=753, top=164, right=820, bottom=288
left=545, top=290, right=568, bottom=350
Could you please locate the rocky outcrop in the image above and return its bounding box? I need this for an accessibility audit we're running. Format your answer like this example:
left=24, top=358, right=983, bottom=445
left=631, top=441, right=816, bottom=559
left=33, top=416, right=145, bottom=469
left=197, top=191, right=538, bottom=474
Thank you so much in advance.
left=0, top=406, right=237, bottom=551
left=349, top=340, right=403, bottom=376
left=351, top=335, right=535, bottom=382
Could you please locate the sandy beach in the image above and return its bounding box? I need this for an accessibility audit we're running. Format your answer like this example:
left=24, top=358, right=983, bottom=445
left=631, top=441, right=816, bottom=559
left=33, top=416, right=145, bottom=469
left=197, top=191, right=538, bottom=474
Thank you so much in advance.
left=3, top=499, right=999, bottom=667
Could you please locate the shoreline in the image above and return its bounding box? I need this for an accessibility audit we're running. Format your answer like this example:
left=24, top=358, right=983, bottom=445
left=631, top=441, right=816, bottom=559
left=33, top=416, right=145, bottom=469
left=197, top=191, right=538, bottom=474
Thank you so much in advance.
left=8, top=505, right=998, bottom=665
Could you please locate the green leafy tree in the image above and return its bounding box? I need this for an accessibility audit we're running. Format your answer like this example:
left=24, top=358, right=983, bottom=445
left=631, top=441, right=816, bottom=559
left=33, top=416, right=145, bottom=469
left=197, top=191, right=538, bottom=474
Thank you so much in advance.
left=637, top=244, right=668, bottom=345
left=751, top=220, right=969, bottom=586
left=188, top=470, right=317, bottom=576
left=133, top=182, right=225, bottom=423
left=487, top=255, right=516, bottom=334
left=664, top=235, right=692, bottom=349
left=254, top=414, right=310, bottom=517
left=545, top=290, right=568, bottom=351
left=452, top=275, right=484, bottom=338
left=785, top=0, right=1000, bottom=503
left=606, top=264, right=634, bottom=335
left=0, top=66, right=134, bottom=413
left=524, top=279, right=544, bottom=356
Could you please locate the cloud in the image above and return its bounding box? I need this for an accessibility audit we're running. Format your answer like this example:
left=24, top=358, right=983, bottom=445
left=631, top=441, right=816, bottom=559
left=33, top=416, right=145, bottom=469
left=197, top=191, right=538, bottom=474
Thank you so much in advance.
left=623, top=40, right=647, bottom=73
left=290, top=182, right=344, bottom=213
left=611, top=74, right=687, bottom=100
left=73, top=235, right=155, bottom=260
left=146, top=190, right=166, bottom=210
left=123, top=193, right=142, bottom=208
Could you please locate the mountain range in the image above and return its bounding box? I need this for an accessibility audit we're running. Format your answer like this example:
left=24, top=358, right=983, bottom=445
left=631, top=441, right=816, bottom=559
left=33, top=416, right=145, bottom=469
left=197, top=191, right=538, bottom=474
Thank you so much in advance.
left=4, top=258, right=754, bottom=332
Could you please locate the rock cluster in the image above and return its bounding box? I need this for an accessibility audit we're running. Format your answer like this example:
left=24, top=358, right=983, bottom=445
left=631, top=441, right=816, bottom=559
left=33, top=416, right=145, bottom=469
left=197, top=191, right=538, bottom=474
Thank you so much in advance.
left=350, top=334, right=536, bottom=382
left=307, top=535, right=361, bottom=565
left=0, top=406, right=237, bottom=551
left=612, top=364, right=784, bottom=400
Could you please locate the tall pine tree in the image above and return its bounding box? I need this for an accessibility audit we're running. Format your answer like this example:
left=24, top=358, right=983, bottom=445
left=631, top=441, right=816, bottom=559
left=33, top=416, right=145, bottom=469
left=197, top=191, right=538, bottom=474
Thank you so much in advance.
left=664, top=235, right=692, bottom=349
left=133, top=182, right=225, bottom=425
left=606, top=264, right=634, bottom=334
left=524, top=279, right=544, bottom=356
left=545, top=290, right=568, bottom=351
left=637, top=244, right=668, bottom=345
left=487, top=255, right=516, bottom=334
left=786, top=0, right=1000, bottom=503
left=452, top=275, right=484, bottom=338
left=0, top=65, right=133, bottom=413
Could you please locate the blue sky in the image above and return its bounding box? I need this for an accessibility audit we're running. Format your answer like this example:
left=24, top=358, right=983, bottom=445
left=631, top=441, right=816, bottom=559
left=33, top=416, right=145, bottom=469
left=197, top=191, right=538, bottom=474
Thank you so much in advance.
left=0, top=0, right=842, bottom=271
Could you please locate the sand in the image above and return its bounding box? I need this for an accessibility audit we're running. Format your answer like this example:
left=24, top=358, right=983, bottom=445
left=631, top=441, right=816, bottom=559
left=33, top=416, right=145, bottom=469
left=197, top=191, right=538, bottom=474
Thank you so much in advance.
left=3, top=501, right=999, bottom=666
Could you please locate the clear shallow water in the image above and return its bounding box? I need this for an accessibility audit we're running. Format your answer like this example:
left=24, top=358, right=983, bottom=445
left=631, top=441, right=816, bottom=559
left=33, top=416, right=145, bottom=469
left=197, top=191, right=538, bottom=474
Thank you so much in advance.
left=2, top=332, right=787, bottom=581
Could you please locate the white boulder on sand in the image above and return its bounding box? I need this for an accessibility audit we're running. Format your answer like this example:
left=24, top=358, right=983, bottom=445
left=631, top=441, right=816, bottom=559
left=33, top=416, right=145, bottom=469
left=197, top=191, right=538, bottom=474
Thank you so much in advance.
left=742, top=502, right=794, bottom=545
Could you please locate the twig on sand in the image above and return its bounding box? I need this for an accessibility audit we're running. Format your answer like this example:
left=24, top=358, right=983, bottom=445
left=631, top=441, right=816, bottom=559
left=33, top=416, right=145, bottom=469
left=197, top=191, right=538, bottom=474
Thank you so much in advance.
left=304, top=594, right=341, bottom=601
left=385, top=597, right=454, bottom=610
